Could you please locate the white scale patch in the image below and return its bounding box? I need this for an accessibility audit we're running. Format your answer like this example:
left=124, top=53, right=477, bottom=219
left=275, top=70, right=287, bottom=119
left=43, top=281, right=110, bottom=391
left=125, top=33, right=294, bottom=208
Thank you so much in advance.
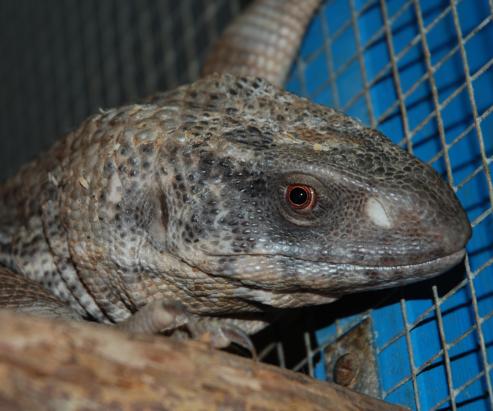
left=366, top=197, right=393, bottom=229
left=108, top=172, right=123, bottom=204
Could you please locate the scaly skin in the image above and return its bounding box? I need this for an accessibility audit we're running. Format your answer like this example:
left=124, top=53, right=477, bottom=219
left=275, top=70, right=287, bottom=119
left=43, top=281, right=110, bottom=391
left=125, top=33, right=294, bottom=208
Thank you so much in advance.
left=202, top=0, right=322, bottom=86
left=0, top=73, right=470, bottom=334
left=0, top=1, right=471, bottom=344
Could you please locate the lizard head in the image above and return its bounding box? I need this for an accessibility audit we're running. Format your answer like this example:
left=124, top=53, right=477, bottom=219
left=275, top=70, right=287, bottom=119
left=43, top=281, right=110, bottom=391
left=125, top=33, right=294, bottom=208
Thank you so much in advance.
left=82, top=74, right=470, bottom=313
left=151, top=74, right=471, bottom=307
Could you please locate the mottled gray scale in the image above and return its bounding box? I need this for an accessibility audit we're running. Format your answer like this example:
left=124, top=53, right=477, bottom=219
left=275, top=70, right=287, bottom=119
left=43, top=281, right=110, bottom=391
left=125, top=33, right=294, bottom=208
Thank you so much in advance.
left=40, top=193, right=104, bottom=320
left=7, top=209, right=79, bottom=308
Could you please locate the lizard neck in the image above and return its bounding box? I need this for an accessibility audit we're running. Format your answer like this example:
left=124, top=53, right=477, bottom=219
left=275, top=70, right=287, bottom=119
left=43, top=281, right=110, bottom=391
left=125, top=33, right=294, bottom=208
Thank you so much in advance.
left=0, top=141, right=58, bottom=265
left=0, top=144, right=104, bottom=321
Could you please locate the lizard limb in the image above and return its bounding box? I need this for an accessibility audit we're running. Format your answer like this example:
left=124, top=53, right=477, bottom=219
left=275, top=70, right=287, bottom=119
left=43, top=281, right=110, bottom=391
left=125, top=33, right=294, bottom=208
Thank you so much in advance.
left=117, top=299, right=257, bottom=356
left=0, top=266, right=82, bottom=320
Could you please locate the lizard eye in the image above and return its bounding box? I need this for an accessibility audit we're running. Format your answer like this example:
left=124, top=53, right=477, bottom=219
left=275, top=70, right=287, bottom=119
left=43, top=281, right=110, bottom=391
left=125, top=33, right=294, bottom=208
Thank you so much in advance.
left=286, top=184, right=316, bottom=210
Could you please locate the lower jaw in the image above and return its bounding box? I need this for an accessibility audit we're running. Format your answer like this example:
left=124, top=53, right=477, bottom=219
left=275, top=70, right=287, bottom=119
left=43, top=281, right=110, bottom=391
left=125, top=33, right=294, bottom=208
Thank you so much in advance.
left=331, top=248, right=467, bottom=293
left=351, top=248, right=466, bottom=273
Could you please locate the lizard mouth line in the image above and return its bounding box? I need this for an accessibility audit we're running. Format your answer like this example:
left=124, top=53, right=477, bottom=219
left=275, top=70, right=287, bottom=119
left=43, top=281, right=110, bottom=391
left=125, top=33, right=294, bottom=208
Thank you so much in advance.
left=207, top=248, right=466, bottom=271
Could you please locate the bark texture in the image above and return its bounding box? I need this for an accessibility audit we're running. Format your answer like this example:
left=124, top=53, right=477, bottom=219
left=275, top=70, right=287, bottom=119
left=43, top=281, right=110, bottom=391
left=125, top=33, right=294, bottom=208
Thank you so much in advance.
left=0, top=310, right=407, bottom=411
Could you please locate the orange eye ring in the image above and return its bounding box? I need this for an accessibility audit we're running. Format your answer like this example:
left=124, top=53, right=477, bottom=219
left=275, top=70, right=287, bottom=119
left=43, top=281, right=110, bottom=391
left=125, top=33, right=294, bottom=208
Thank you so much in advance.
left=286, top=184, right=316, bottom=210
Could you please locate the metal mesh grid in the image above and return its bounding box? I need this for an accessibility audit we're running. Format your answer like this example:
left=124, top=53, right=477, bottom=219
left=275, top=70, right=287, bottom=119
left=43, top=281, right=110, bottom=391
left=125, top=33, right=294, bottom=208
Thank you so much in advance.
left=271, top=0, right=493, bottom=409
left=0, top=0, right=250, bottom=180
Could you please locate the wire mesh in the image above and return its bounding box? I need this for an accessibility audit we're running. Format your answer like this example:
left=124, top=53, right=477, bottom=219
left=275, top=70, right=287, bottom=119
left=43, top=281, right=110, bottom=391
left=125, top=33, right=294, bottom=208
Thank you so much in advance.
left=283, top=0, right=493, bottom=409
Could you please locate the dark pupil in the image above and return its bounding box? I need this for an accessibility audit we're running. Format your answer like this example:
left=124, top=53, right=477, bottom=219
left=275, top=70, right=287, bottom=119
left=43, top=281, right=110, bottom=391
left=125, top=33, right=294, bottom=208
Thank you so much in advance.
left=290, top=187, right=308, bottom=205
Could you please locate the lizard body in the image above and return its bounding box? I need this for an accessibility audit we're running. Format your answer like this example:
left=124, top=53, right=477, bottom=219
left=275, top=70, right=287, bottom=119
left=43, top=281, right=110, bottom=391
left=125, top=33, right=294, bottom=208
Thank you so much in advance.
left=0, top=0, right=471, bottom=344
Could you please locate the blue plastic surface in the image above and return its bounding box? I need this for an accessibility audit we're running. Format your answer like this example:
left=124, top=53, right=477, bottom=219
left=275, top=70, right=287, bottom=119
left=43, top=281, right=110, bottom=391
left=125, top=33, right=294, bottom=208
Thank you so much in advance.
left=285, top=1, right=493, bottom=409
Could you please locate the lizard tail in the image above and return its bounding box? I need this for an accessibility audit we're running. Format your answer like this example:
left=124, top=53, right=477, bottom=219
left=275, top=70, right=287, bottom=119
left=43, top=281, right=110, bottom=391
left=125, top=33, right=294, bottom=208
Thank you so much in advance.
left=201, top=0, right=321, bottom=86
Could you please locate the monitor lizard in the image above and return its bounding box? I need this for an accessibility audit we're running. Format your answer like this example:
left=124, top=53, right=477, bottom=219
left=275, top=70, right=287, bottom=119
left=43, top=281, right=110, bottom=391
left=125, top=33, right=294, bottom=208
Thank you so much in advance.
left=0, top=0, right=471, bottom=350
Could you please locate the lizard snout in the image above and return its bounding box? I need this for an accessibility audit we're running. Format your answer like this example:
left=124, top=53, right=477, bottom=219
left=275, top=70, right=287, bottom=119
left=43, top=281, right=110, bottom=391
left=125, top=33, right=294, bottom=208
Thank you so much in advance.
left=418, top=189, right=471, bottom=258
left=375, top=172, right=472, bottom=267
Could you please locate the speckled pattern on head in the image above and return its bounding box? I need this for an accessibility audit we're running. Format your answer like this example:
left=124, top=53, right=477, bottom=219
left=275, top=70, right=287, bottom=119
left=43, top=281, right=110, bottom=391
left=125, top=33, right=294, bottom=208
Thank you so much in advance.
left=0, top=74, right=470, bottom=327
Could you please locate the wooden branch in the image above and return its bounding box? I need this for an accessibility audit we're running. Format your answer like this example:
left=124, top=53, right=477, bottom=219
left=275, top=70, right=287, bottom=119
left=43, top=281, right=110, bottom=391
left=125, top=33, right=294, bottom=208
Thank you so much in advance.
left=0, top=310, right=407, bottom=411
